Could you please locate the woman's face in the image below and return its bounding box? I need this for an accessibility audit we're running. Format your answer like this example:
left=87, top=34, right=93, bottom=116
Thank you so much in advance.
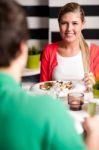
left=59, top=12, right=84, bottom=43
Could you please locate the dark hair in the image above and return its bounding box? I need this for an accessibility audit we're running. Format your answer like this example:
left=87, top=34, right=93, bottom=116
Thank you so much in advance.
left=58, top=2, right=85, bottom=23
left=0, top=0, right=29, bottom=67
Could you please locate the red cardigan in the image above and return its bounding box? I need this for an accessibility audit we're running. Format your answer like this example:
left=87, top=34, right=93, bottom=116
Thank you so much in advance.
left=40, top=42, right=99, bottom=82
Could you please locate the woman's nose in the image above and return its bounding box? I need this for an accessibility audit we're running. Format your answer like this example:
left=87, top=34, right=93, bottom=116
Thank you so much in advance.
left=67, top=24, right=72, bottom=31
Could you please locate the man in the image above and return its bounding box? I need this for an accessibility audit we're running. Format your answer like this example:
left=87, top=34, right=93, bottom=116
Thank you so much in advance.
left=0, top=0, right=86, bottom=149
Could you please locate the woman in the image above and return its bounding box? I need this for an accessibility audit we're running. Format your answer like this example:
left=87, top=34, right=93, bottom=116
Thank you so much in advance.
left=40, top=2, right=99, bottom=87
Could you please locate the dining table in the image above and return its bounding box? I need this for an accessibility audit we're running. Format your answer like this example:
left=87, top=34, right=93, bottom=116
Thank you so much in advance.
left=22, top=80, right=99, bottom=135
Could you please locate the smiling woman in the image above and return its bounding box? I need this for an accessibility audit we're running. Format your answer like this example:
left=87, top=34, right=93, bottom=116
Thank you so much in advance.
left=49, top=0, right=99, bottom=44
left=40, top=2, right=99, bottom=90
left=58, top=12, right=84, bottom=45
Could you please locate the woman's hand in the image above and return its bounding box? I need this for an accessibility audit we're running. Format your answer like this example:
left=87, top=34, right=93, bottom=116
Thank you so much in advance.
left=83, top=72, right=95, bottom=89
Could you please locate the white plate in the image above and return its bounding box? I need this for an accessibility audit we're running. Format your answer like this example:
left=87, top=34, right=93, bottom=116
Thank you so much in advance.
left=30, top=80, right=85, bottom=97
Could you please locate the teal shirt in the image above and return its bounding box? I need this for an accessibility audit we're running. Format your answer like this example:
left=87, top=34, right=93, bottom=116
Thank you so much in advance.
left=0, top=73, right=86, bottom=150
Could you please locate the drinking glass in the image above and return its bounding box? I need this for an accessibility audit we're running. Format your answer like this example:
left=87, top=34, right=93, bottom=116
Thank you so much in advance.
left=85, top=86, right=96, bottom=116
left=68, top=92, right=84, bottom=111
left=87, top=100, right=96, bottom=117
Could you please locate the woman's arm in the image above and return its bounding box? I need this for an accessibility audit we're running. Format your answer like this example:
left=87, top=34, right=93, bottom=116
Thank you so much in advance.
left=40, top=46, right=50, bottom=82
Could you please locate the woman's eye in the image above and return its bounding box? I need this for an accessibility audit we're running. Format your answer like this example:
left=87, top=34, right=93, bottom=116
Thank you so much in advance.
left=73, top=22, right=78, bottom=25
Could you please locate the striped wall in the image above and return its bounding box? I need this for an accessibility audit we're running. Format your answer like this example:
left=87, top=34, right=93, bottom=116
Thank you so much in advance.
left=49, top=0, right=99, bottom=45
left=16, top=0, right=99, bottom=51
left=16, top=0, right=48, bottom=51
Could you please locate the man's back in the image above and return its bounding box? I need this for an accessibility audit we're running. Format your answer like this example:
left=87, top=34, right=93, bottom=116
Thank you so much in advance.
left=0, top=73, right=86, bottom=150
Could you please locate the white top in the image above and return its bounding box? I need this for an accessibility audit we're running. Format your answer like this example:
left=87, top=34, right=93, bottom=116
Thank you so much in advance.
left=52, top=51, right=84, bottom=81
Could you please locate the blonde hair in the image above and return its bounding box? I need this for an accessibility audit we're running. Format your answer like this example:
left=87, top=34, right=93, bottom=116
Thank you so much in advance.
left=79, top=34, right=90, bottom=73
left=58, top=2, right=90, bottom=73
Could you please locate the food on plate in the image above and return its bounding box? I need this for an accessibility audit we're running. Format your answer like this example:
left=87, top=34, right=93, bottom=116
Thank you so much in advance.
left=40, top=81, right=54, bottom=90
left=56, top=81, right=73, bottom=90
left=39, top=81, right=73, bottom=91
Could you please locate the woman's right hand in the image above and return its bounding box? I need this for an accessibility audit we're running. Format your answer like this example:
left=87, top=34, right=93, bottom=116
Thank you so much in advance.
left=83, top=72, right=95, bottom=90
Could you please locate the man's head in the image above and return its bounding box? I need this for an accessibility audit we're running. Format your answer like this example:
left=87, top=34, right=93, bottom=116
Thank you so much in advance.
left=0, top=0, right=29, bottom=67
